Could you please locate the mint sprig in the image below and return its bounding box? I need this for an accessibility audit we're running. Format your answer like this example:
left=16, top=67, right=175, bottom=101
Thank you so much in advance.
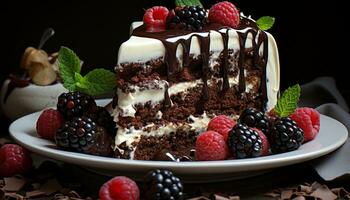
left=58, top=47, right=81, bottom=91
left=275, top=84, right=301, bottom=117
left=175, top=0, right=202, bottom=7
left=256, top=16, right=275, bottom=31
left=58, top=46, right=116, bottom=96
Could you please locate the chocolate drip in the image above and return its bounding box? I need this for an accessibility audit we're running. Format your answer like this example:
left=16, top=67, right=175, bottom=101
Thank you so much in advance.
left=164, top=85, right=172, bottom=108
left=131, top=17, right=270, bottom=111
left=198, top=35, right=210, bottom=101
left=220, top=29, right=230, bottom=92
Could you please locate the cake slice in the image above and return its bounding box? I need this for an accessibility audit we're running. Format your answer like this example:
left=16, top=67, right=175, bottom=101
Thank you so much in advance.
left=112, top=6, right=280, bottom=160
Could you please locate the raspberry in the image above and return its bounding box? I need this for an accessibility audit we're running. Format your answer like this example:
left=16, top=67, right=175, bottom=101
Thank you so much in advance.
left=99, top=176, right=140, bottom=200
left=143, top=6, right=169, bottom=32
left=195, top=131, right=229, bottom=161
left=0, top=144, right=32, bottom=177
left=208, top=1, right=240, bottom=28
left=36, top=109, right=64, bottom=140
left=290, top=107, right=320, bottom=143
left=207, top=115, right=236, bottom=141
left=252, top=128, right=270, bottom=156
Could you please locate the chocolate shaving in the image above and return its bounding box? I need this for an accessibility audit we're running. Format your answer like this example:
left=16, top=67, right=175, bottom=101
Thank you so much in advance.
left=265, top=181, right=350, bottom=200
left=281, top=189, right=294, bottom=199
left=3, top=176, right=26, bottom=192
left=39, top=179, right=62, bottom=195
left=331, top=187, right=350, bottom=198
left=25, top=190, right=46, bottom=198
left=298, top=185, right=313, bottom=193
left=310, top=185, right=338, bottom=200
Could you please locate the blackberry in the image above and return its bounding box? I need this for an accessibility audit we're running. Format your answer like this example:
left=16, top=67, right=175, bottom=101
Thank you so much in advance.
left=57, top=91, right=96, bottom=119
left=55, top=116, right=113, bottom=156
left=144, top=169, right=184, bottom=200
left=269, top=117, right=304, bottom=153
left=227, top=123, right=263, bottom=158
left=239, top=108, right=269, bottom=135
left=167, top=6, right=207, bottom=31
left=84, top=106, right=116, bottom=137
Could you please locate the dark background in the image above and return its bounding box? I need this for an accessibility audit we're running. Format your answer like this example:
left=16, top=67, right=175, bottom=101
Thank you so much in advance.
left=1, top=0, right=348, bottom=100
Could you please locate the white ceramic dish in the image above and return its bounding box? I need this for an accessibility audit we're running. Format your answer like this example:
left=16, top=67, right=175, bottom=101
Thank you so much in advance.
left=9, top=104, right=348, bottom=182
left=0, top=79, right=67, bottom=120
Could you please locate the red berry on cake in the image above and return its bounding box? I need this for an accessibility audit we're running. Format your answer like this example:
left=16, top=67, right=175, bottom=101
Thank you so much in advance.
left=143, top=6, right=169, bottom=32
left=208, top=1, right=240, bottom=28
left=0, top=144, right=32, bottom=177
left=252, top=128, right=270, bottom=156
left=207, top=115, right=236, bottom=141
left=36, top=108, right=64, bottom=140
left=99, top=176, right=140, bottom=200
left=195, top=131, right=229, bottom=161
left=290, top=107, right=320, bottom=143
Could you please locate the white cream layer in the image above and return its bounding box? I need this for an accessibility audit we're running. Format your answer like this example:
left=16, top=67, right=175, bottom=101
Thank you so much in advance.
left=113, top=76, right=259, bottom=118
left=116, top=21, right=280, bottom=112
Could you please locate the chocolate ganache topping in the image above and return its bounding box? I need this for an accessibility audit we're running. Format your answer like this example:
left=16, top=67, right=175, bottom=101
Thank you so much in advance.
left=132, top=17, right=269, bottom=112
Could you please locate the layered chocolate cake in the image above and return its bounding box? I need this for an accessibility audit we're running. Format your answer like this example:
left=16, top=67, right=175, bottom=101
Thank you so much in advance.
left=112, top=4, right=280, bottom=160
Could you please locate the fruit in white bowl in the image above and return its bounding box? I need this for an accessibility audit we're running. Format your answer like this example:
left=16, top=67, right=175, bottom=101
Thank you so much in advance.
left=0, top=78, right=67, bottom=120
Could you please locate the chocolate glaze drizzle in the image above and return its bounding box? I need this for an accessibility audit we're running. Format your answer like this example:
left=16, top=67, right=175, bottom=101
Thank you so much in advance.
left=132, top=17, right=269, bottom=111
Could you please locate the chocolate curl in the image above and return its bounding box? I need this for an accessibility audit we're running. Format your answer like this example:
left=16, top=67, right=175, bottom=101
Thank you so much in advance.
left=310, top=184, right=337, bottom=200
left=298, top=184, right=313, bottom=194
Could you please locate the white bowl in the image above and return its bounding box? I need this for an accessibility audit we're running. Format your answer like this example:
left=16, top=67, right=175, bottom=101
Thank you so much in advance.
left=0, top=78, right=67, bottom=120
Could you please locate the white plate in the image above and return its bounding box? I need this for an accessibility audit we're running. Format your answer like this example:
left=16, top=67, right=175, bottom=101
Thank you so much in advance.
left=9, top=102, right=348, bottom=182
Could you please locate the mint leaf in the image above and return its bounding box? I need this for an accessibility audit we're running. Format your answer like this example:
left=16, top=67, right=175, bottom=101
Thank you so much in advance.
left=175, top=0, right=202, bottom=7
left=76, top=69, right=116, bottom=96
left=58, top=47, right=81, bottom=91
left=275, top=84, right=301, bottom=117
left=256, top=16, right=275, bottom=31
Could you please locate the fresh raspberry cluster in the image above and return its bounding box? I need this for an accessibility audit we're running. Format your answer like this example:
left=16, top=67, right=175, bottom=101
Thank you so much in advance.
left=142, top=1, right=241, bottom=32
left=195, top=107, right=320, bottom=161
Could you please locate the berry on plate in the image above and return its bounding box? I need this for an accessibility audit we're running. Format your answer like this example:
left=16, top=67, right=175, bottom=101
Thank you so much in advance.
left=239, top=108, right=269, bottom=135
left=195, top=130, right=229, bottom=161
left=144, top=169, right=183, bottom=200
left=99, top=176, right=140, bottom=200
left=57, top=91, right=96, bottom=120
left=207, top=115, right=236, bottom=141
left=0, top=144, right=32, bottom=177
left=36, top=108, right=64, bottom=140
left=269, top=117, right=304, bottom=153
left=143, top=6, right=169, bottom=32
left=252, top=128, right=270, bottom=156
left=290, top=107, right=320, bottom=143
left=227, top=123, right=263, bottom=159
left=55, top=116, right=113, bottom=156
left=208, top=1, right=240, bottom=28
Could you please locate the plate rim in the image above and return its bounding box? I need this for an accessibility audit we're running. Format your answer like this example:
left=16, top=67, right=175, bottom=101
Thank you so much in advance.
left=9, top=110, right=348, bottom=174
